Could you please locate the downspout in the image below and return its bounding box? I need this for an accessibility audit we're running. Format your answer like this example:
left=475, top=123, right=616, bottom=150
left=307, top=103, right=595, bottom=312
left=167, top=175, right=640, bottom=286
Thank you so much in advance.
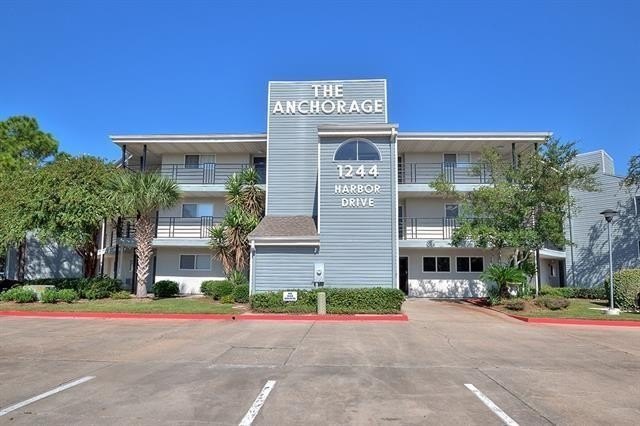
left=249, top=240, right=256, bottom=295
left=99, top=219, right=106, bottom=276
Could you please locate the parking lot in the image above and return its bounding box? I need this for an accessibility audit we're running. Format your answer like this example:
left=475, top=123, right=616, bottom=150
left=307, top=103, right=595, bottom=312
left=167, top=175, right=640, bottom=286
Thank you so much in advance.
left=1, top=299, right=639, bottom=425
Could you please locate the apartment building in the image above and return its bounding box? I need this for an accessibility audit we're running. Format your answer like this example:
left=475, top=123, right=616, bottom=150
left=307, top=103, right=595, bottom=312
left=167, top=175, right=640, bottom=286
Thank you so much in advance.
left=99, top=79, right=553, bottom=297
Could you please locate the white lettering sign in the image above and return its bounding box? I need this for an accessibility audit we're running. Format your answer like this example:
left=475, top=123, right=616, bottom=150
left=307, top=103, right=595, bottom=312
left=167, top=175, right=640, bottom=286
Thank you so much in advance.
left=272, top=84, right=384, bottom=115
left=282, top=291, right=298, bottom=302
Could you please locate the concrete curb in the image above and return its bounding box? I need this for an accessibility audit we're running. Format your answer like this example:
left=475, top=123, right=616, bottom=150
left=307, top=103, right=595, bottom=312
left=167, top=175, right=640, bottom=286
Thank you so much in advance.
left=464, top=300, right=640, bottom=327
left=0, top=310, right=408, bottom=322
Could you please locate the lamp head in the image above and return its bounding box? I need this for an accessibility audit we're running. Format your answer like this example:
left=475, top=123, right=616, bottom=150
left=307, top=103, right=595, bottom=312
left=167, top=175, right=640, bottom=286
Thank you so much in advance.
left=600, top=209, right=618, bottom=223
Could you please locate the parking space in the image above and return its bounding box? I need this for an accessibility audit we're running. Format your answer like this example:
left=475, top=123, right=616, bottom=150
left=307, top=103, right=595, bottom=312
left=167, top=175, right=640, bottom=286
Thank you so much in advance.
left=1, top=300, right=639, bottom=425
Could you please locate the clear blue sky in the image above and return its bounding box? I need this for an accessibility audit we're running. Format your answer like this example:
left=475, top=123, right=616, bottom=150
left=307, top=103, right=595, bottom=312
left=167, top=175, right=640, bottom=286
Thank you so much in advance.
left=2, top=0, right=638, bottom=172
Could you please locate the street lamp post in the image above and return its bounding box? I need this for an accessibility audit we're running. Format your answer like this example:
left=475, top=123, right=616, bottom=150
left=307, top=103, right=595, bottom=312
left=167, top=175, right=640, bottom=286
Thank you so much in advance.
left=600, top=209, right=620, bottom=315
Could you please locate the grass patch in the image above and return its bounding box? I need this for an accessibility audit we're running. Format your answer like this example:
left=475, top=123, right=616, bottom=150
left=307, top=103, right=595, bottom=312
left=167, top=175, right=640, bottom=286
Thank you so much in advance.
left=0, top=297, right=237, bottom=314
left=496, top=299, right=640, bottom=321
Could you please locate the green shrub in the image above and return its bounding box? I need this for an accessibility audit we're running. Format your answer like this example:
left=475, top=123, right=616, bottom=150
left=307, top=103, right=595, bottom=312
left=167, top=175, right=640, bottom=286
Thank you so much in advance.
left=41, top=288, right=59, bottom=303
left=251, top=290, right=317, bottom=313
left=153, top=280, right=180, bottom=298
left=227, top=270, right=248, bottom=286
left=540, top=285, right=606, bottom=299
left=505, top=299, right=526, bottom=311
left=250, top=288, right=405, bottom=314
left=110, top=290, right=131, bottom=300
left=57, top=289, right=79, bottom=303
left=486, top=286, right=501, bottom=306
left=0, top=287, right=38, bottom=303
left=322, top=288, right=405, bottom=314
left=605, top=269, right=640, bottom=311
left=201, top=280, right=234, bottom=300
left=85, top=277, right=121, bottom=300
left=25, top=277, right=124, bottom=299
left=233, top=284, right=250, bottom=303
left=220, top=294, right=235, bottom=304
left=535, top=295, right=570, bottom=310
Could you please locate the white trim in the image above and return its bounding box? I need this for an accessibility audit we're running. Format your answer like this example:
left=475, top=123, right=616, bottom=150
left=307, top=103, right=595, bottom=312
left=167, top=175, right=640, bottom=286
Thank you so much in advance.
left=454, top=256, right=485, bottom=273
left=178, top=254, right=212, bottom=271
left=253, top=241, right=320, bottom=247
left=392, top=128, right=399, bottom=289
left=332, top=138, right=382, bottom=162
left=265, top=81, right=271, bottom=215
left=317, top=133, right=321, bottom=233
left=318, top=129, right=395, bottom=137
left=269, top=78, right=387, bottom=84
left=422, top=256, right=451, bottom=273
left=384, top=79, right=388, bottom=124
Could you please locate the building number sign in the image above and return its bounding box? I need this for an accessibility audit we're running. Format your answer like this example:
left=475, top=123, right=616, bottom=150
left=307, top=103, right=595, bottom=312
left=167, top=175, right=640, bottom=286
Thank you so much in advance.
left=335, top=164, right=381, bottom=208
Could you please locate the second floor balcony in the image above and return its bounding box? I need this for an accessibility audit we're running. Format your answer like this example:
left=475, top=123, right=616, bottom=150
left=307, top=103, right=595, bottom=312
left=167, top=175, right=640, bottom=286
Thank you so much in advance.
left=107, top=216, right=223, bottom=245
left=399, top=217, right=460, bottom=240
left=128, top=163, right=266, bottom=186
left=398, top=162, right=491, bottom=185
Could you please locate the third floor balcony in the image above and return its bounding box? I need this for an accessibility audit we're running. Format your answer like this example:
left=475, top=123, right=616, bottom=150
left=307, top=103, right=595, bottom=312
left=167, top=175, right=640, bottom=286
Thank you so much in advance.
left=398, top=162, right=491, bottom=185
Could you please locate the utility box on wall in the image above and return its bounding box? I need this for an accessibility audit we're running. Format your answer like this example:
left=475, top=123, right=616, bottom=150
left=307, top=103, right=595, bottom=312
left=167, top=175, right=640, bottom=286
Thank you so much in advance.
left=314, top=262, right=325, bottom=286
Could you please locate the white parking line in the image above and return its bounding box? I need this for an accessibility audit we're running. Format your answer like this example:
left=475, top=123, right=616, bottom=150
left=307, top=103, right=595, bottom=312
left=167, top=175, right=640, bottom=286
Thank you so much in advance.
left=239, top=380, right=276, bottom=426
left=464, top=383, right=519, bottom=426
left=0, top=376, right=95, bottom=417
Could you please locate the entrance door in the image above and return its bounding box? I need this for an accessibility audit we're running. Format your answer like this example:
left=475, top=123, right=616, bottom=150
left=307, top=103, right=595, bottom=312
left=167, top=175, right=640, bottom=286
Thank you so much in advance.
left=399, top=257, right=409, bottom=295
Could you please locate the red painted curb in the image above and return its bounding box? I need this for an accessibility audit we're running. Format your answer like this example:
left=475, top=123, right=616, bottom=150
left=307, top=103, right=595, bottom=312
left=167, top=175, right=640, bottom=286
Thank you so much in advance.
left=0, top=311, right=235, bottom=320
left=507, top=314, right=640, bottom=327
left=0, top=311, right=408, bottom=322
left=237, top=313, right=408, bottom=322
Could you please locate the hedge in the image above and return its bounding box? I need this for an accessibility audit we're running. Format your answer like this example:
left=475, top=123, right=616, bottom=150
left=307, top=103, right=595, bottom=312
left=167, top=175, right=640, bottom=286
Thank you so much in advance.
left=233, top=284, right=250, bottom=303
left=153, top=280, right=179, bottom=298
left=250, top=288, right=405, bottom=314
left=25, top=277, right=123, bottom=299
left=539, top=285, right=606, bottom=299
left=605, top=269, right=640, bottom=311
left=201, top=280, right=234, bottom=300
left=0, top=287, right=38, bottom=303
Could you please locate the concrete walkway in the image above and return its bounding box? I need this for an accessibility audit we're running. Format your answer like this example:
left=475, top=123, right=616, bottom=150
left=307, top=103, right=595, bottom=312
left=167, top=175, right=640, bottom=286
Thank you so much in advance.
left=0, top=299, right=638, bottom=425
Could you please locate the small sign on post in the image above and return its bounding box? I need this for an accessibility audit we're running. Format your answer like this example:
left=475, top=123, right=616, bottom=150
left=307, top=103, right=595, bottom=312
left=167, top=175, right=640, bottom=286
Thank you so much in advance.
left=282, top=291, right=298, bottom=302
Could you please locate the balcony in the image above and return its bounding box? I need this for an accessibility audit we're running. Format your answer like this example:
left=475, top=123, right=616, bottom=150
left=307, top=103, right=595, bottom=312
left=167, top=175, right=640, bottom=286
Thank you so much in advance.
left=106, top=216, right=222, bottom=246
left=128, top=163, right=266, bottom=185
left=398, top=163, right=490, bottom=184
left=399, top=217, right=459, bottom=240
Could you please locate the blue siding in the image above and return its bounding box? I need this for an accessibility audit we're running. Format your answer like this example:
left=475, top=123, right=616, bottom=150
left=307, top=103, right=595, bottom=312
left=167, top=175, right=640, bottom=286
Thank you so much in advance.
left=266, top=80, right=387, bottom=216
left=318, top=137, right=396, bottom=287
left=253, top=246, right=317, bottom=292
left=566, top=155, right=640, bottom=286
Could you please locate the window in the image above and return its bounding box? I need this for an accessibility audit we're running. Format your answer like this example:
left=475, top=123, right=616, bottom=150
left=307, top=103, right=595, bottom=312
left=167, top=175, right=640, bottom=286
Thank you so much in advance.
left=334, top=139, right=381, bottom=161
left=549, top=263, right=556, bottom=277
left=423, top=256, right=450, bottom=272
left=443, top=153, right=457, bottom=166
left=456, top=256, right=484, bottom=272
left=179, top=254, right=211, bottom=270
left=184, top=155, right=200, bottom=169
left=445, top=204, right=459, bottom=218
left=635, top=196, right=640, bottom=215
left=182, top=203, right=214, bottom=218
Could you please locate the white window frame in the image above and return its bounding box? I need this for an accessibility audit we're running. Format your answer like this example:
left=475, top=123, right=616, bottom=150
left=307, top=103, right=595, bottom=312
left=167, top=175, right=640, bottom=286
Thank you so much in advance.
left=178, top=254, right=211, bottom=271
left=455, top=256, right=485, bottom=273
left=333, top=138, right=382, bottom=162
left=422, top=256, right=451, bottom=273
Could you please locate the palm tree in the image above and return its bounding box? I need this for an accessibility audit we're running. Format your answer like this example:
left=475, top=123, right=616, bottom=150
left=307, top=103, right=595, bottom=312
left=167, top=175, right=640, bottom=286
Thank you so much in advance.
left=210, top=167, right=264, bottom=274
left=480, top=263, right=526, bottom=298
left=108, top=171, right=181, bottom=297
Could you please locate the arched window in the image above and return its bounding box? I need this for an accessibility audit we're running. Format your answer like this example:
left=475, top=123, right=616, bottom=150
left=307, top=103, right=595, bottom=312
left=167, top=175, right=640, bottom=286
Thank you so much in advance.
left=333, top=139, right=381, bottom=161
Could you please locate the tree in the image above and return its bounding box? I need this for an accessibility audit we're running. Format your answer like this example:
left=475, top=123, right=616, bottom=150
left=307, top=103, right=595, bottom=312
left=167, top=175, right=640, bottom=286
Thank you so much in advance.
left=621, top=154, right=640, bottom=192
left=0, top=116, right=58, bottom=170
left=209, top=168, right=265, bottom=274
left=108, top=171, right=181, bottom=297
left=0, top=116, right=58, bottom=280
left=432, top=139, right=599, bottom=268
left=34, top=155, right=120, bottom=277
